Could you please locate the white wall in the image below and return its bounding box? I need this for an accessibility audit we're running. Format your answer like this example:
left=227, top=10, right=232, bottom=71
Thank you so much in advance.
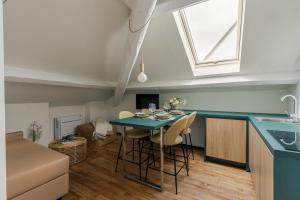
left=297, top=83, right=300, bottom=113
left=85, top=101, right=109, bottom=122
left=5, top=103, right=50, bottom=146
left=110, top=86, right=288, bottom=118
left=5, top=103, right=88, bottom=145
left=5, top=82, right=113, bottom=106
left=288, top=82, right=300, bottom=114
left=0, top=0, right=6, bottom=197
left=49, top=105, right=87, bottom=142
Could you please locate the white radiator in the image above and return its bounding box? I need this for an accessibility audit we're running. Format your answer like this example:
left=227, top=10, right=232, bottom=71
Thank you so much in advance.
left=54, top=115, right=82, bottom=140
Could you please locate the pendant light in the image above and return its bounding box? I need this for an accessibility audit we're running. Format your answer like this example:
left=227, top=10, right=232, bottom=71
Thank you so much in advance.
left=137, top=51, right=147, bottom=83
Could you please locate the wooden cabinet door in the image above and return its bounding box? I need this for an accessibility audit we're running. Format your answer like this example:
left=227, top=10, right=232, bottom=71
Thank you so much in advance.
left=260, top=136, right=274, bottom=200
left=249, top=124, right=261, bottom=198
left=206, top=118, right=246, bottom=163
left=249, top=123, right=273, bottom=200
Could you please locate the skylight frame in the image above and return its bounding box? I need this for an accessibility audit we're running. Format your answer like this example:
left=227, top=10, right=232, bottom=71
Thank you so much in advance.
left=177, top=0, right=245, bottom=68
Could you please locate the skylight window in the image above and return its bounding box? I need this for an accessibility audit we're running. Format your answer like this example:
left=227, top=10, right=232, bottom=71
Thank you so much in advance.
left=174, top=0, right=244, bottom=76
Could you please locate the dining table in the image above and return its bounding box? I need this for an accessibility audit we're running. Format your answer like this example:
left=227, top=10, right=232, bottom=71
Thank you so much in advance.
left=110, top=112, right=186, bottom=191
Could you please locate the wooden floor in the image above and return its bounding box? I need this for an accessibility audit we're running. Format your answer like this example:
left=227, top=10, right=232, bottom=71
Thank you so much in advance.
left=63, top=137, right=256, bottom=200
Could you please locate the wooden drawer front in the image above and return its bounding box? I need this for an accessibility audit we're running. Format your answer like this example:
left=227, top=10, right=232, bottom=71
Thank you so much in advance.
left=206, top=118, right=246, bottom=163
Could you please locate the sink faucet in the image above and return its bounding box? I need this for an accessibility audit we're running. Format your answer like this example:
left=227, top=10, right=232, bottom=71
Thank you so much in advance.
left=281, top=95, right=299, bottom=122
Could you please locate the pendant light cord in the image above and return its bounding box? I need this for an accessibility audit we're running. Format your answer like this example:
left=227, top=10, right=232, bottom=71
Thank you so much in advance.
left=141, top=49, right=144, bottom=64
left=140, top=48, right=144, bottom=72
left=129, top=7, right=155, bottom=33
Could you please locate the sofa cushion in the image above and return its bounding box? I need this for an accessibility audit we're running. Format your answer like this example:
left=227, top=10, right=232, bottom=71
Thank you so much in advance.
left=6, top=139, right=69, bottom=199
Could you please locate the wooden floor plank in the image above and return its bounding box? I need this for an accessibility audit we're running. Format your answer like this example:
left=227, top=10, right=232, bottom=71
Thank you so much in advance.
left=63, top=137, right=256, bottom=200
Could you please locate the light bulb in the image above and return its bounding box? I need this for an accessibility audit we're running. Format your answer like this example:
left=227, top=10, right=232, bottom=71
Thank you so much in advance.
left=137, top=72, right=147, bottom=83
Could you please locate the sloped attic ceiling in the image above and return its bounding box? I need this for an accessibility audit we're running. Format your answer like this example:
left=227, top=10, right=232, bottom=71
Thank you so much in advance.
left=4, top=0, right=129, bottom=83
left=3, top=0, right=300, bottom=93
left=129, top=0, right=300, bottom=88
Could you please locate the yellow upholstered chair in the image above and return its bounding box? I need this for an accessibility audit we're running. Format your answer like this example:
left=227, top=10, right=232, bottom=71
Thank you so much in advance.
left=146, top=115, right=189, bottom=194
left=115, top=111, right=150, bottom=178
left=181, top=111, right=197, bottom=160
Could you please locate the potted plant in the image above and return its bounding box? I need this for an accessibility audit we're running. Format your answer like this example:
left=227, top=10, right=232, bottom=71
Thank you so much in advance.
left=169, top=97, right=186, bottom=110
left=28, top=121, right=42, bottom=143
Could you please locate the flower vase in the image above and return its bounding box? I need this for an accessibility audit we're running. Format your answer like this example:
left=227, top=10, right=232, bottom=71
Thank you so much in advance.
left=170, top=105, right=178, bottom=110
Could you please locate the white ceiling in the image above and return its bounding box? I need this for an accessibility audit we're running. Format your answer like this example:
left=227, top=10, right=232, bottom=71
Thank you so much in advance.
left=130, top=0, right=300, bottom=85
left=3, top=0, right=300, bottom=102
left=4, top=0, right=129, bottom=81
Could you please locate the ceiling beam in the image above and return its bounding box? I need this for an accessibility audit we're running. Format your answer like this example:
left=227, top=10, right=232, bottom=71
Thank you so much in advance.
left=121, top=0, right=136, bottom=9
left=126, top=70, right=300, bottom=90
left=5, top=66, right=115, bottom=90
left=114, top=0, right=157, bottom=105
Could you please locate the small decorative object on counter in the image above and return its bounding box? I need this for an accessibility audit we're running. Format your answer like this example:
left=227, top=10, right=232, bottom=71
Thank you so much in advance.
left=169, top=97, right=186, bottom=110
left=28, top=121, right=42, bottom=142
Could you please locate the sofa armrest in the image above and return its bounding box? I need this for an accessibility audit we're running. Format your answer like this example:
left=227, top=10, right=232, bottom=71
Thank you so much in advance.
left=6, top=131, right=23, bottom=143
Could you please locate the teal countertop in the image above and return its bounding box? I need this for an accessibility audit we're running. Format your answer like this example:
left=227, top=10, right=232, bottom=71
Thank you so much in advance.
left=249, top=116, right=300, bottom=159
left=187, top=110, right=300, bottom=159
left=110, top=115, right=182, bottom=129
left=111, top=109, right=300, bottom=159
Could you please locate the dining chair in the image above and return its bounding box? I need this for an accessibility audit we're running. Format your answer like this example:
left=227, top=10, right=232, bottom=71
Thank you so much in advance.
left=115, top=111, right=151, bottom=179
left=145, top=115, right=189, bottom=194
left=181, top=111, right=197, bottom=160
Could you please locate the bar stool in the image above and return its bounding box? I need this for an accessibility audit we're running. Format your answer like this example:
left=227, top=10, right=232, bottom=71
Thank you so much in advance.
left=115, top=111, right=150, bottom=179
left=145, top=115, right=189, bottom=194
left=181, top=111, right=197, bottom=160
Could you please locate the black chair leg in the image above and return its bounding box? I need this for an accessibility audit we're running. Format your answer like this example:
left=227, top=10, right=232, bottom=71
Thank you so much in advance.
left=145, top=142, right=153, bottom=181
left=181, top=143, right=189, bottom=175
left=173, top=147, right=178, bottom=195
left=115, top=139, right=123, bottom=172
left=184, top=135, right=189, bottom=158
left=184, top=135, right=190, bottom=171
left=132, top=139, right=135, bottom=160
left=140, top=139, right=144, bottom=154
left=151, top=143, right=156, bottom=167
left=138, top=139, right=142, bottom=179
left=189, top=134, right=195, bottom=160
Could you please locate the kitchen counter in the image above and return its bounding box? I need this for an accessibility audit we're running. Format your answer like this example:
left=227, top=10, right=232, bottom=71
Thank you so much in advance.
left=184, top=110, right=300, bottom=199
left=184, top=110, right=300, bottom=159
left=249, top=116, right=300, bottom=159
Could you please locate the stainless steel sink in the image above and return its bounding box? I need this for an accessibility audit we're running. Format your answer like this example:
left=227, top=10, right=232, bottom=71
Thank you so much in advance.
left=255, top=117, right=300, bottom=124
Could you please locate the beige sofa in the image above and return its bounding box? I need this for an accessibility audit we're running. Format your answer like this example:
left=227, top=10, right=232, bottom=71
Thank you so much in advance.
left=6, top=131, right=69, bottom=200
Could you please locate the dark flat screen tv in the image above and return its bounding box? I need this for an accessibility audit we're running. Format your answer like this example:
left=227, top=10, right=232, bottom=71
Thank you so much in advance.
left=136, top=94, right=159, bottom=109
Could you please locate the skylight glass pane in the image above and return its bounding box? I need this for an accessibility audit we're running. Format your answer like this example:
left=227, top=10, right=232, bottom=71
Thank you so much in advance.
left=183, top=0, right=240, bottom=63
